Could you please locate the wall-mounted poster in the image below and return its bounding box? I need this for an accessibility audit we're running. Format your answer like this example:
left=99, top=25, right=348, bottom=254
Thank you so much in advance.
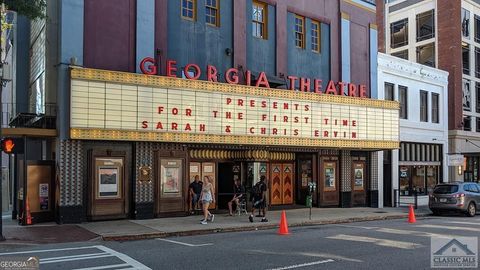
left=98, top=167, right=119, bottom=197
left=324, top=163, right=336, bottom=190
left=161, top=159, right=183, bottom=196
left=353, top=163, right=364, bottom=191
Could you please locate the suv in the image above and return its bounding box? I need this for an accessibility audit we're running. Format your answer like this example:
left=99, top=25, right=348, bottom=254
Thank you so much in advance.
left=429, top=182, right=480, bottom=217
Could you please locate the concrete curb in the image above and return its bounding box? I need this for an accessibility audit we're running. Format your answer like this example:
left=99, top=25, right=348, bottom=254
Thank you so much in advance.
left=102, top=212, right=430, bottom=241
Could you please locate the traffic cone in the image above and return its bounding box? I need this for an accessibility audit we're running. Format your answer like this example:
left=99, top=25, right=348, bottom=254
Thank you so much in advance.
left=278, top=210, right=290, bottom=235
left=408, top=205, right=416, bottom=223
left=26, top=198, right=32, bottom=225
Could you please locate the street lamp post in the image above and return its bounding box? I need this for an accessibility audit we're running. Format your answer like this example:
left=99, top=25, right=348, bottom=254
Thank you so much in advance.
left=0, top=3, right=6, bottom=242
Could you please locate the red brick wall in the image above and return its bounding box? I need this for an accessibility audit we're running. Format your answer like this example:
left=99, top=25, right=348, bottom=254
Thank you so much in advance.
left=376, top=0, right=385, bottom=53
left=437, top=0, right=462, bottom=130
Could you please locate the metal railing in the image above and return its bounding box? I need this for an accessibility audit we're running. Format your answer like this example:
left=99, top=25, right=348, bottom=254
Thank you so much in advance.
left=1, top=102, right=57, bottom=128
left=394, top=189, right=418, bottom=209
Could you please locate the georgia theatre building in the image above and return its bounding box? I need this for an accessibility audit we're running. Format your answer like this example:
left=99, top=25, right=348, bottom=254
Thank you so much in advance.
left=13, top=0, right=398, bottom=223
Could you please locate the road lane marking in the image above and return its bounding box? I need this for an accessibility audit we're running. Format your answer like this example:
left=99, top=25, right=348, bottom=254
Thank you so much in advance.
left=416, top=224, right=480, bottom=232
left=334, top=224, right=379, bottom=230
left=444, top=221, right=480, bottom=226
left=41, top=254, right=113, bottom=264
left=157, top=238, right=213, bottom=247
left=0, top=246, right=98, bottom=255
left=326, top=234, right=422, bottom=249
left=376, top=228, right=454, bottom=239
left=265, top=259, right=334, bottom=270
left=96, top=246, right=151, bottom=270
left=72, top=263, right=130, bottom=270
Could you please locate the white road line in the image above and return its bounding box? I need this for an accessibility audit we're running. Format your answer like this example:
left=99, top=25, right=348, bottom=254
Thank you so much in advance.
left=96, top=245, right=151, bottom=270
left=157, top=238, right=213, bottom=247
left=72, top=263, right=130, bottom=270
left=0, top=246, right=98, bottom=255
left=416, top=224, right=480, bottom=232
left=265, top=259, right=334, bottom=270
left=376, top=228, right=454, bottom=239
left=326, top=234, right=422, bottom=249
left=444, top=221, right=480, bottom=226
left=40, top=252, right=109, bottom=262
left=334, top=224, right=379, bottom=230
left=41, top=254, right=113, bottom=264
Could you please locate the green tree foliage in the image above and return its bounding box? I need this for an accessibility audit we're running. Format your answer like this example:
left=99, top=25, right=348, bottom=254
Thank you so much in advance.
left=2, top=0, right=46, bottom=20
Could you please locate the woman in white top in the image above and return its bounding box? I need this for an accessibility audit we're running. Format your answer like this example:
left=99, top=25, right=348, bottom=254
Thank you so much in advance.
left=200, top=176, right=215, bottom=224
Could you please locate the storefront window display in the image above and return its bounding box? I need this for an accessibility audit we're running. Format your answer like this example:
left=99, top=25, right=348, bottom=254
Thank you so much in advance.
left=399, top=165, right=439, bottom=195
left=464, top=156, right=480, bottom=182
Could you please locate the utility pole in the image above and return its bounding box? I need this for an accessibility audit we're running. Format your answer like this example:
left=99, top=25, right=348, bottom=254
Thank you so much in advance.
left=0, top=3, right=5, bottom=242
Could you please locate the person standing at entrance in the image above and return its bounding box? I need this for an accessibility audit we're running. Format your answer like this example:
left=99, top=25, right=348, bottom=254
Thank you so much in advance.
left=200, top=176, right=215, bottom=225
left=228, top=179, right=245, bottom=216
left=189, top=175, right=203, bottom=214
left=249, top=175, right=268, bottom=222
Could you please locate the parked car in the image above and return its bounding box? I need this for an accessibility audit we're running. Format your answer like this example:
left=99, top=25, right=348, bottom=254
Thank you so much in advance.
left=429, top=182, right=480, bottom=217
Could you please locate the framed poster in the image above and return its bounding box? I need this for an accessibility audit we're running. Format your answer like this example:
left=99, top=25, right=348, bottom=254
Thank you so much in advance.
left=98, top=166, right=120, bottom=198
left=324, top=162, right=336, bottom=191
left=161, top=159, right=183, bottom=196
left=353, top=163, right=364, bottom=191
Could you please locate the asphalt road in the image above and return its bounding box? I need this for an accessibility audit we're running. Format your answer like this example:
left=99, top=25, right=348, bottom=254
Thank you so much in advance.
left=1, top=214, right=479, bottom=270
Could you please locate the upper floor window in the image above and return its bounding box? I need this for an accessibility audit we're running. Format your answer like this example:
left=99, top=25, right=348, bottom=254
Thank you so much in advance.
left=432, top=93, right=439, bottom=124
left=464, top=79, right=472, bottom=111
left=463, top=43, right=470, bottom=75
left=392, top=50, right=408, bottom=60
left=384, top=82, right=395, bottom=101
left=464, top=115, right=472, bottom=131
left=182, top=0, right=196, bottom=20
left=311, top=20, right=320, bottom=53
left=476, top=82, right=480, bottom=113
left=399, top=85, right=408, bottom=119
left=295, top=15, right=305, bottom=49
left=475, top=47, right=480, bottom=78
left=205, top=0, right=219, bottom=26
left=416, top=10, right=435, bottom=42
left=417, top=43, right=435, bottom=67
left=475, top=15, right=480, bottom=43
left=252, top=1, right=267, bottom=39
left=462, top=8, right=470, bottom=38
left=390, top=18, right=408, bottom=48
left=420, top=90, right=428, bottom=122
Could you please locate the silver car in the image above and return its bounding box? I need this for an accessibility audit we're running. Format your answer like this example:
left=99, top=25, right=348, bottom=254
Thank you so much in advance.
left=429, top=182, right=480, bottom=217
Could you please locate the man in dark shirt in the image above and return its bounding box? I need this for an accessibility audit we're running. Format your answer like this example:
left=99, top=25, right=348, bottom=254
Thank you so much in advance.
left=189, top=175, right=203, bottom=213
left=249, top=175, right=268, bottom=222
left=228, top=179, right=245, bottom=216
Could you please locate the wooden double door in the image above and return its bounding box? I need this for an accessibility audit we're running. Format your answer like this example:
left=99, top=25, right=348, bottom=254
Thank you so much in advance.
left=270, top=163, right=294, bottom=205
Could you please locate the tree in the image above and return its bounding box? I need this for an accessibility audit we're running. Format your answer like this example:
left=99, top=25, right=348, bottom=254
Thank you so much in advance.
left=2, top=0, right=46, bottom=20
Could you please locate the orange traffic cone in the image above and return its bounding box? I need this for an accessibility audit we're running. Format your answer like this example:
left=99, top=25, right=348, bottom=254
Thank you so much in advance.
left=26, top=198, right=32, bottom=225
left=408, top=205, right=416, bottom=223
left=278, top=210, right=290, bottom=235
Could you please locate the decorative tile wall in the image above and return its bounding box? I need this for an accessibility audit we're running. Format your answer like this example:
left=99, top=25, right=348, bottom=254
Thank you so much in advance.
left=59, top=140, right=85, bottom=206
left=135, top=142, right=154, bottom=203
left=370, top=151, right=378, bottom=190
left=341, top=150, right=352, bottom=192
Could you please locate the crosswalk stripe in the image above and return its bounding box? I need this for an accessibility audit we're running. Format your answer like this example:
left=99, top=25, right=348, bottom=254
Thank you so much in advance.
left=326, top=234, right=422, bottom=249
left=416, top=224, right=480, bottom=232
left=444, top=221, right=480, bottom=226
left=72, top=263, right=130, bottom=270
left=41, top=254, right=113, bottom=264
left=376, top=228, right=454, bottom=239
left=40, top=252, right=108, bottom=262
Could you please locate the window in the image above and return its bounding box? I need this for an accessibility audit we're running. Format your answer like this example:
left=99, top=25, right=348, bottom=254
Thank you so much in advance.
left=464, top=79, right=471, bottom=111
left=384, top=82, right=395, bottom=101
left=311, top=20, right=320, bottom=53
left=417, top=43, right=435, bottom=67
left=463, top=43, right=470, bottom=75
left=432, top=93, right=439, bottom=123
left=205, top=0, right=219, bottom=26
left=476, top=83, right=480, bottom=113
left=252, top=1, right=267, bottom=39
left=462, top=8, right=470, bottom=38
left=476, top=48, right=480, bottom=78
left=420, top=90, right=428, bottom=122
left=399, top=85, right=408, bottom=119
left=477, top=117, right=480, bottom=132
left=464, top=115, right=472, bottom=131
left=295, top=15, right=305, bottom=49
left=182, top=0, right=196, bottom=20
left=475, top=15, right=480, bottom=42
left=390, top=18, right=408, bottom=48
left=416, top=10, right=435, bottom=42
left=392, top=50, right=408, bottom=60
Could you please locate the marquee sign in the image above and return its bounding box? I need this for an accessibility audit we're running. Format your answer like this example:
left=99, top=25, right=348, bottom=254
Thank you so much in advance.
left=70, top=67, right=399, bottom=149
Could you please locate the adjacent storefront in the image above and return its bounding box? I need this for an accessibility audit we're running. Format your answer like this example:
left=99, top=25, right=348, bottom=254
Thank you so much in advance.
left=68, top=66, right=399, bottom=220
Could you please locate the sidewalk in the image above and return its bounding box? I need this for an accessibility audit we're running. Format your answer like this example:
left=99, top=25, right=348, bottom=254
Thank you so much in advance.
left=1, top=207, right=430, bottom=244
left=80, top=207, right=431, bottom=241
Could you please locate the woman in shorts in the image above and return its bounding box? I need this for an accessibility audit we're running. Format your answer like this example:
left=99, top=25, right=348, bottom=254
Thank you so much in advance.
left=200, top=176, right=215, bottom=224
